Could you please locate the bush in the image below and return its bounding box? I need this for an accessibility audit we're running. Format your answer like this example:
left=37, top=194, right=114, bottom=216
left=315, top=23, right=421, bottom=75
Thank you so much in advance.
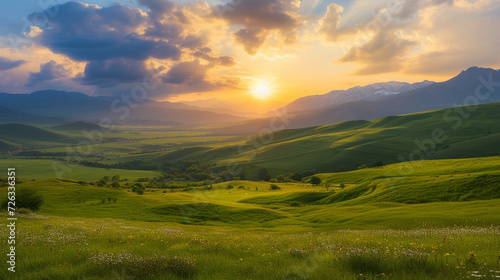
left=132, top=187, right=144, bottom=195
left=310, top=176, right=321, bottom=185
left=226, top=184, right=234, bottom=190
left=2, top=188, right=43, bottom=212
left=340, top=183, right=346, bottom=189
left=270, top=184, right=281, bottom=190
left=289, top=201, right=301, bottom=207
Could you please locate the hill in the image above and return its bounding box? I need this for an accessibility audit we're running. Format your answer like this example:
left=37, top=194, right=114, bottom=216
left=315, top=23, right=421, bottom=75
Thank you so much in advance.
left=0, top=106, right=69, bottom=126
left=152, top=102, right=500, bottom=175
left=0, top=123, right=70, bottom=144
left=52, top=121, right=107, bottom=132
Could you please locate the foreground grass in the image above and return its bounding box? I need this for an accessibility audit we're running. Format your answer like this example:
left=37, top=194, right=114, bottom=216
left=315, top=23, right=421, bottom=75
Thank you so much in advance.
left=0, top=214, right=498, bottom=280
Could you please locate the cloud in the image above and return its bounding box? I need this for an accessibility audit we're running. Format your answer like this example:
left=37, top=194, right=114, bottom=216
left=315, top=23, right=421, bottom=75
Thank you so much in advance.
left=26, top=60, right=66, bottom=87
left=0, top=57, right=26, bottom=71
left=79, top=59, right=149, bottom=87
left=339, top=31, right=416, bottom=75
left=317, top=3, right=358, bottom=42
left=323, top=0, right=459, bottom=75
left=193, top=48, right=237, bottom=67
left=28, top=2, right=181, bottom=87
left=214, top=0, right=302, bottom=55
left=163, top=60, right=209, bottom=85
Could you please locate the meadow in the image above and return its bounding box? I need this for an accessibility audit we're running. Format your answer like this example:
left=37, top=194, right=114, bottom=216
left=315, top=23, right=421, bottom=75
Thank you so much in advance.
left=1, top=156, right=499, bottom=279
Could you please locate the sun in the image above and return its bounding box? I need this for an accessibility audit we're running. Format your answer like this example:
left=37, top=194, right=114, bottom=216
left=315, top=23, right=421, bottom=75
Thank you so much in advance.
left=250, top=80, right=274, bottom=100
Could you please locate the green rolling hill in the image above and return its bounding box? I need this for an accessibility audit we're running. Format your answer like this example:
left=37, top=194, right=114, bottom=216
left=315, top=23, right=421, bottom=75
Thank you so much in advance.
left=150, top=102, right=500, bottom=176
left=0, top=123, right=72, bottom=146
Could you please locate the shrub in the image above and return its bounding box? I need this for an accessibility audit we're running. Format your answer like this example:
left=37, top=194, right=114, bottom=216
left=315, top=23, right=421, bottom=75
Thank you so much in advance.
left=1, top=188, right=43, bottom=212
left=238, top=186, right=245, bottom=189
left=310, top=176, right=321, bottom=185
left=101, top=198, right=106, bottom=204
left=340, top=183, right=346, bottom=189
left=226, top=184, right=234, bottom=190
left=132, top=187, right=144, bottom=195
left=289, top=201, right=301, bottom=207
left=270, top=184, right=281, bottom=190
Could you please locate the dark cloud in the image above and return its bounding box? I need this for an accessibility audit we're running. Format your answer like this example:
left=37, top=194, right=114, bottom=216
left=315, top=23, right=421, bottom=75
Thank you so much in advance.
left=79, top=59, right=149, bottom=87
left=29, top=2, right=181, bottom=87
left=193, top=48, right=237, bottom=67
left=30, top=2, right=180, bottom=62
left=163, top=60, right=209, bottom=85
left=26, top=61, right=66, bottom=87
left=137, top=0, right=174, bottom=19
left=214, top=0, right=301, bottom=55
left=233, top=28, right=268, bottom=56
left=0, top=57, right=25, bottom=71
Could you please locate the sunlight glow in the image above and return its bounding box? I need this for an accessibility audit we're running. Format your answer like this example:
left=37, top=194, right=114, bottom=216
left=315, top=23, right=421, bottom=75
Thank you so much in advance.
left=250, top=80, right=274, bottom=100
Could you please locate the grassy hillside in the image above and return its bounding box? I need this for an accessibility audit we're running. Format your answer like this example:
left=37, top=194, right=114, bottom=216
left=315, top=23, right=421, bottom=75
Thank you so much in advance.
left=1, top=156, right=500, bottom=279
left=0, top=123, right=71, bottom=147
left=147, top=102, right=500, bottom=176
left=51, top=121, right=106, bottom=132
left=0, top=159, right=161, bottom=181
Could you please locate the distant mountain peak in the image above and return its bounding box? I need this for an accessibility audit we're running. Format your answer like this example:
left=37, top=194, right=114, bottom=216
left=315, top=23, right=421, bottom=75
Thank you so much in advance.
left=280, top=80, right=435, bottom=113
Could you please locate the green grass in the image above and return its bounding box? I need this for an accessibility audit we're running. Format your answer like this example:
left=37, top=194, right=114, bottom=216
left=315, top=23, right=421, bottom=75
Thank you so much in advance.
left=0, top=159, right=161, bottom=181
left=1, top=155, right=500, bottom=279
left=143, top=102, right=500, bottom=177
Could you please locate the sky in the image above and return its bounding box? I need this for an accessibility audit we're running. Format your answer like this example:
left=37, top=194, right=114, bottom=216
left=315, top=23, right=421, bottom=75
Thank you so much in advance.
left=0, top=0, right=499, bottom=112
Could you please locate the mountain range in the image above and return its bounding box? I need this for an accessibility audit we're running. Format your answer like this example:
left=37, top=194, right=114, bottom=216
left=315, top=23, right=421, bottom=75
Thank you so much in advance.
left=280, top=80, right=435, bottom=113
left=0, top=66, right=499, bottom=130
left=212, top=67, right=500, bottom=133
left=0, top=91, right=247, bottom=126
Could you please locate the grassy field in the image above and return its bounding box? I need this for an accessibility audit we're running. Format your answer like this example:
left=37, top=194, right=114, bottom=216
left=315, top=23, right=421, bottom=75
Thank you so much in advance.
left=0, top=159, right=161, bottom=181
left=0, top=156, right=499, bottom=279
left=140, top=102, right=500, bottom=177
left=1, top=104, right=500, bottom=279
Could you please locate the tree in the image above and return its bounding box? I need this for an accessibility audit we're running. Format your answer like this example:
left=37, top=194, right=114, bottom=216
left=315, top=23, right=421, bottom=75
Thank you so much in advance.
left=258, top=169, right=270, bottom=181
left=339, top=183, right=346, bottom=189
left=2, top=188, right=44, bottom=212
left=220, top=171, right=234, bottom=182
left=270, top=184, right=281, bottom=190
left=111, top=182, right=120, bottom=188
left=290, top=172, right=303, bottom=182
left=111, top=175, right=120, bottom=182
left=310, top=176, right=321, bottom=185
left=276, top=175, right=285, bottom=183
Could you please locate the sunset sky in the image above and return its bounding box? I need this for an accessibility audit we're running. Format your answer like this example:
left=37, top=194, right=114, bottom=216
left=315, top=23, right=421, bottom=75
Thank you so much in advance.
left=1, top=0, right=499, bottom=112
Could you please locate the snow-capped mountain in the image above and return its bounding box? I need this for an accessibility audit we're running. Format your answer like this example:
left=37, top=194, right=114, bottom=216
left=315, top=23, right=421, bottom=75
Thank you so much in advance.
left=281, top=80, right=435, bottom=113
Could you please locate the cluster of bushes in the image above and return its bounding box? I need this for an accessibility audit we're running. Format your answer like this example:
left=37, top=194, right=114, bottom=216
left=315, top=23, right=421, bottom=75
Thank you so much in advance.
left=79, top=160, right=157, bottom=170
left=100, top=197, right=118, bottom=203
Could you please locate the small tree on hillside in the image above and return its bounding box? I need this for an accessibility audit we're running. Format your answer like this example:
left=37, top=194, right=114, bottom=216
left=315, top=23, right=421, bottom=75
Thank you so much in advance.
left=2, top=188, right=44, bottom=212
left=310, top=176, right=321, bottom=185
